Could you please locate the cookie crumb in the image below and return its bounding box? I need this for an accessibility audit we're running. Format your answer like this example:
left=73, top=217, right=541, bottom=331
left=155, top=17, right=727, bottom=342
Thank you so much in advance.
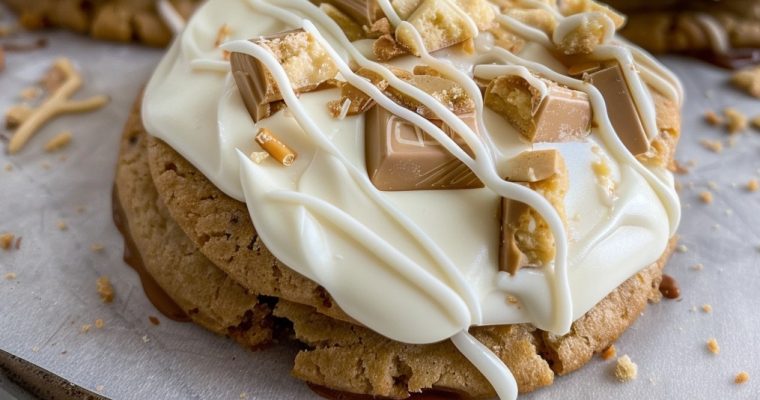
left=90, top=243, right=105, bottom=253
left=4, top=272, right=17, bottom=281
left=57, top=220, right=68, bottom=231
left=751, top=116, right=760, bottom=130
left=732, top=66, right=760, bottom=97
left=735, top=371, right=750, bottom=384
left=96, top=276, right=114, bottom=303
left=614, top=355, right=638, bottom=382
left=724, top=108, right=748, bottom=134
left=0, top=233, right=15, bottom=250
left=249, top=151, right=270, bottom=164
left=699, top=139, right=723, bottom=153
left=706, top=338, right=720, bottom=354
left=691, top=263, right=704, bottom=271
left=44, top=130, right=72, bottom=152
left=702, top=304, right=713, bottom=313
left=81, top=324, right=92, bottom=334
left=95, top=385, right=104, bottom=392
left=704, top=110, right=723, bottom=126
left=142, top=335, right=150, bottom=343
left=148, top=316, right=160, bottom=326
left=601, top=345, right=617, bottom=360
left=676, top=244, right=688, bottom=253
left=4, top=164, right=12, bottom=172
left=95, top=319, right=105, bottom=329
left=19, top=86, right=41, bottom=101
left=699, top=191, right=714, bottom=204
left=747, top=179, right=759, bottom=192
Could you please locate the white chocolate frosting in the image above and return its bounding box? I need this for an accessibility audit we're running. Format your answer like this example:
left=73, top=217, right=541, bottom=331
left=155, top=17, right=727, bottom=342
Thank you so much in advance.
left=145, top=0, right=682, bottom=398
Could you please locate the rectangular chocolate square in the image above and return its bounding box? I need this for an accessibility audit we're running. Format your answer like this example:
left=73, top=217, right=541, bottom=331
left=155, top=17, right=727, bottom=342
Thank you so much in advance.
left=365, top=106, right=483, bottom=191
left=588, top=65, right=650, bottom=156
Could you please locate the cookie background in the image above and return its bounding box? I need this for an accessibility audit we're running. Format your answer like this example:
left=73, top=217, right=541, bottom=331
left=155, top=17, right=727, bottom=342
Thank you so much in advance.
left=1, top=8, right=760, bottom=400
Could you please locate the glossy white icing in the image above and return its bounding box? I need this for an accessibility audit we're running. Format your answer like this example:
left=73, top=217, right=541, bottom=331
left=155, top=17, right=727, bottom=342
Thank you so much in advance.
left=142, top=1, right=681, bottom=398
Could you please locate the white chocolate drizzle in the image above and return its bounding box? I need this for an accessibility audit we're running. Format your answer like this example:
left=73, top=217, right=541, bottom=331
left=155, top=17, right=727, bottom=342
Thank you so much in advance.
left=141, top=1, right=682, bottom=399
left=156, top=0, right=186, bottom=35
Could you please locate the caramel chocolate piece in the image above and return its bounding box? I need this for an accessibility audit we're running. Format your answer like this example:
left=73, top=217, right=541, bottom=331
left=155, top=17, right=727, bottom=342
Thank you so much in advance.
left=327, top=66, right=413, bottom=118
left=588, top=65, right=649, bottom=156
left=230, top=29, right=338, bottom=122
left=316, top=0, right=384, bottom=27
left=503, top=149, right=562, bottom=183
left=485, top=75, right=591, bottom=142
left=319, top=3, right=365, bottom=41
left=365, top=106, right=482, bottom=191
left=499, top=154, right=567, bottom=275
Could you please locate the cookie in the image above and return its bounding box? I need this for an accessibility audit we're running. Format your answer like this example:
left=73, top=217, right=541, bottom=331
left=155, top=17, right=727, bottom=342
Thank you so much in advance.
left=119, top=96, right=675, bottom=396
left=607, top=0, right=760, bottom=67
left=2, top=0, right=201, bottom=47
left=115, top=95, right=272, bottom=348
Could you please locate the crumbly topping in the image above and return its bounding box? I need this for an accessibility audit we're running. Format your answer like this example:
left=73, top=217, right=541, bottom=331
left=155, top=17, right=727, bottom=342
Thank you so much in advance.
left=735, top=371, right=750, bottom=384
left=614, top=355, right=638, bottom=382
left=96, top=276, right=114, bottom=303
left=706, top=338, right=720, bottom=354
left=704, top=110, right=723, bottom=126
left=731, top=66, right=760, bottom=98
left=601, top=345, right=617, bottom=360
left=0, top=233, right=15, bottom=250
left=724, top=108, right=748, bottom=134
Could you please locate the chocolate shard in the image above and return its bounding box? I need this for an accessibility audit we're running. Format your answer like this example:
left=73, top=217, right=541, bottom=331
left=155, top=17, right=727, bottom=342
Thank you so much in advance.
left=485, top=75, right=591, bottom=143
left=588, top=64, right=650, bottom=156
left=230, top=29, right=338, bottom=122
left=499, top=199, right=530, bottom=275
left=365, top=106, right=483, bottom=191
left=314, top=0, right=385, bottom=27
left=503, top=149, right=562, bottom=183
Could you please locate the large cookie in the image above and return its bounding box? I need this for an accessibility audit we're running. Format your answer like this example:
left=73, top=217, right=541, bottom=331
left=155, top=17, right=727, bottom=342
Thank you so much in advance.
left=123, top=97, right=678, bottom=396
left=2, top=0, right=201, bottom=47
left=115, top=96, right=273, bottom=348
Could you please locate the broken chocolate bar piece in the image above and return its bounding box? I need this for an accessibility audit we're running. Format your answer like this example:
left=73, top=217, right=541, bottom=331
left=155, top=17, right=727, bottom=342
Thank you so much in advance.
left=503, top=149, right=562, bottom=183
left=499, top=154, right=568, bottom=275
left=485, top=75, right=591, bottom=142
left=396, top=0, right=474, bottom=55
left=386, top=74, right=475, bottom=120
left=588, top=65, right=650, bottom=156
left=317, top=0, right=385, bottom=27
left=230, top=29, right=338, bottom=122
left=365, top=106, right=483, bottom=191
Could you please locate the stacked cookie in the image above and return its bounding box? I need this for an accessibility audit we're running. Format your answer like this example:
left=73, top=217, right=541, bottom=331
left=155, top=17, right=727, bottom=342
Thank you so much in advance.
left=115, top=0, right=682, bottom=398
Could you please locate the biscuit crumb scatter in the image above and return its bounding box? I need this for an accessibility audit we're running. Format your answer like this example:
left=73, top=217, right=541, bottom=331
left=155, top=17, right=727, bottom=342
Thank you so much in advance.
left=702, top=304, right=713, bottom=313
left=699, top=139, right=723, bottom=153
left=699, top=191, right=714, bottom=204
left=249, top=151, right=269, bottom=164
left=601, top=345, right=617, bottom=360
left=81, top=324, right=91, bottom=333
left=96, top=276, right=114, bottom=303
left=4, top=272, right=16, bottom=281
left=239, top=392, right=248, bottom=399
left=691, top=263, right=704, bottom=271
left=95, top=385, right=105, bottom=392
left=142, top=335, right=150, bottom=343
left=0, top=233, right=15, bottom=250
left=704, top=110, right=723, bottom=126
left=95, top=319, right=105, bottom=329
left=44, top=130, right=72, bottom=152
left=614, top=355, right=638, bottom=382
left=707, top=181, right=718, bottom=190
left=676, top=244, right=688, bottom=253
left=90, top=243, right=105, bottom=253
left=747, top=179, right=759, bottom=192
left=31, top=346, right=40, bottom=353
left=148, top=316, right=160, bottom=326
left=57, top=220, right=68, bottom=231
left=707, top=338, right=720, bottom=354
left=724, top=108, right=748, bottom=134
left=735, top=371, right=750, bottom=384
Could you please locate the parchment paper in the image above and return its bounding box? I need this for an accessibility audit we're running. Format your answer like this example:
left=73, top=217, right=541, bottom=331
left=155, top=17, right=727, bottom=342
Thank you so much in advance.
left=1, top=16, right=759, bottom=400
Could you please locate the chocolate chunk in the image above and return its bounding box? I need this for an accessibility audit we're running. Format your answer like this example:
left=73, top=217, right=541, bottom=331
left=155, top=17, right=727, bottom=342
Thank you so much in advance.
left=500, top=198, right=530, bottom=275
left=503, top=149, right=562, bottom=183
left=485, top=75, right=591, bottom=143
left=659, top=274, right=680, bottom=299
left=365, top=106, right=483, bottom=191
left=316, top=0, right=384, bottom=27
left=230, top=29, right=338, bottom=122
left=588, top=65, right=650, bottom=155
left=387, top=74, right=475, bottom=120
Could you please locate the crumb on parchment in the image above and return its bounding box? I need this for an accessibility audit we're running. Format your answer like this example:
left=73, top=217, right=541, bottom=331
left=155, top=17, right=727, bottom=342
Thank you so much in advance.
left=735, top=371, right=749, bottom=384
left=614, top=355, right=638, bottom=382
left=96, top=276, right=114, bottom=303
